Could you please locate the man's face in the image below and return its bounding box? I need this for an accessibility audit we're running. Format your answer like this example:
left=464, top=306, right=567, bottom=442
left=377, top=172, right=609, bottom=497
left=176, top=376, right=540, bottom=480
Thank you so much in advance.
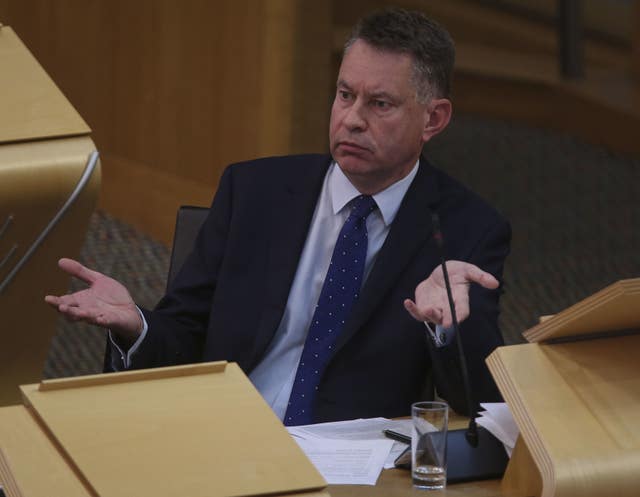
left=329, top=39, right=432, bottom=194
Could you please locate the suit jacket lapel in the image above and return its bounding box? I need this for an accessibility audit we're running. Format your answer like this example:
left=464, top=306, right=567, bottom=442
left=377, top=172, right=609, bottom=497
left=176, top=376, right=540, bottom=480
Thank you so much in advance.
left=334, top=158, right=441, bottom=353
left=252, top=155, right=331, bottom=356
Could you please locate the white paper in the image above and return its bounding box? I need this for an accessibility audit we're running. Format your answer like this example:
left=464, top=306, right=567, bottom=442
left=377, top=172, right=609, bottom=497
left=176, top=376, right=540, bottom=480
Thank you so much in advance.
left=288, top=417, right=410, bottom=441
left=384, top=443, right=409, bottom=470
left=476, top=402, right=519, bottom=457
left=288, top=417, right=413, bottom=470
left=379, top=419, right=413, bottom=469
left=293, top=437, right=394, bottom=485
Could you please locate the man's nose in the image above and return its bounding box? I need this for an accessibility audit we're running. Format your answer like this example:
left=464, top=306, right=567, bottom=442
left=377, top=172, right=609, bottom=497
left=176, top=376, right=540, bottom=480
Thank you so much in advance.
left=343, top=100, right=367, bottom=131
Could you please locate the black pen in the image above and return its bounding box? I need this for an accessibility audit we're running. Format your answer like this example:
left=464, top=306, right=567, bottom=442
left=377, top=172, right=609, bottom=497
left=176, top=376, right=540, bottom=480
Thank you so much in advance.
left=383, top=429, right=411, bottom=445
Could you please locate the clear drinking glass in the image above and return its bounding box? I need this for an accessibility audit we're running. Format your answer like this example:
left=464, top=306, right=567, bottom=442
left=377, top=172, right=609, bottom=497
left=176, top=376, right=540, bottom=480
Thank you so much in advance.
left=411, top=401, right=449, bottom=490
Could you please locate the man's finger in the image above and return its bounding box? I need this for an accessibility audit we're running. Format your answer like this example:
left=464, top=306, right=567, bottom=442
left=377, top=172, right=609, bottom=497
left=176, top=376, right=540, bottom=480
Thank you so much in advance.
left=404, top=299, right=439, bottom=323
left=45, top=293, right=81, bottom=309
left=44, top=295, right=61, bottom=306
left=58, top=303, right=101, bottom=325
left=58, top=258, right=100, bottom=285
left=403, top=299, right=423, bottom=322
left=440, top=307, right=453, bottom=329
left=461, top=263, right=499, bottom=289
left=404, top=299, right=445, bottom=325
left=424, top=307, right=444, bottom=325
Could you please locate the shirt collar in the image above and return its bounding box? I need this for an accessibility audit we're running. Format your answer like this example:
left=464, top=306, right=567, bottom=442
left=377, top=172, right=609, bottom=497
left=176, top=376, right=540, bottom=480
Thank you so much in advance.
left=328, top=160, right=420, bottom=226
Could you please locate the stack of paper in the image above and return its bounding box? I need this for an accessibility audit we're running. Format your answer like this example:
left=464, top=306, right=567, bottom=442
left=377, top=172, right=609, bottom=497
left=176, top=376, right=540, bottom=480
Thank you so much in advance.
left=287, top=418, right=412, bottom=484
left=476, top=403, right=519, bottom=456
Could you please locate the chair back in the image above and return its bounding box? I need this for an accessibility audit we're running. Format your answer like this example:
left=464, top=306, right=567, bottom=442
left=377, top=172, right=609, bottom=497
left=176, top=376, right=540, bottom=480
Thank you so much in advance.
left=167, top=206, right=209, bottom=289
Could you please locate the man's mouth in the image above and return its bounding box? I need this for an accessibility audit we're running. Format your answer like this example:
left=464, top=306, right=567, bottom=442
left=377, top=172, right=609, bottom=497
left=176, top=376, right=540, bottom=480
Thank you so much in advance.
left=337, top=141, right=371, bottom=154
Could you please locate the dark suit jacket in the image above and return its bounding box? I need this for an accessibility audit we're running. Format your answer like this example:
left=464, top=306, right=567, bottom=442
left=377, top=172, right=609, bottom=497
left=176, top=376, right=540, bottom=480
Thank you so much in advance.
left=122, top=154, right=511, bottom=422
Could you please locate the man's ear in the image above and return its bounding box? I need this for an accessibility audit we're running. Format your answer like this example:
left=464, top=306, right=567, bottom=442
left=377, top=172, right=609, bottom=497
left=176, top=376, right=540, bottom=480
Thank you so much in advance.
left=422, top=98, right=452, bottom=143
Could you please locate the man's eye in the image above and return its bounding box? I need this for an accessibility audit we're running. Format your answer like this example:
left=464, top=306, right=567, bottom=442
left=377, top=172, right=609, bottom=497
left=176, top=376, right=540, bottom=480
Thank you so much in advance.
left=339, top=90, right=352, bottom=100
left=373, top=100, right=390, bottom=109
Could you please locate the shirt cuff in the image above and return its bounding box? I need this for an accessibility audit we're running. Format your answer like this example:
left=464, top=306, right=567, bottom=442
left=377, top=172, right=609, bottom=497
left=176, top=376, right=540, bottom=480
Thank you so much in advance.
left=424, top=322, right=455, bottom=348
left=108, top=307, right=149, bottom=370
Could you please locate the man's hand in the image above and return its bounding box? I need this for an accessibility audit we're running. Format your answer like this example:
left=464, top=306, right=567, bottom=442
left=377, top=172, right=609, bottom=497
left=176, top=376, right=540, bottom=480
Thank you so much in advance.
left=44, top=258, right=143, bottom=342
left=404, top=261, right=499, bottom=328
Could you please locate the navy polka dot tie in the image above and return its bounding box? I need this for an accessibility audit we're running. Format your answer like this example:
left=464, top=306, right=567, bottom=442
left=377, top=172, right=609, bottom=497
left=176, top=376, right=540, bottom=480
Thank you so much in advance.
left=284, top=194, right=377, bottom=426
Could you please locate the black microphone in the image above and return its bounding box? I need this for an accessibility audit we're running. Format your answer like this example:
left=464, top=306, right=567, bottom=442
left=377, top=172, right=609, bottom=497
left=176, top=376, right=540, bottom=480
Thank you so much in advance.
left=430, top=210, right=479, bottom=448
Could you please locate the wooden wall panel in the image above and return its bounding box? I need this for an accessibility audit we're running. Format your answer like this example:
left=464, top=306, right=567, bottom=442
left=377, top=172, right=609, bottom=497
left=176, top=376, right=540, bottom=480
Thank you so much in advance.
left=291, top=2, right=333, bottom=153
left=1, top=0, right=637, bottom=244
left=633, top=0, right=640, bottom=81
left=0, top=0, right=333, bottom=244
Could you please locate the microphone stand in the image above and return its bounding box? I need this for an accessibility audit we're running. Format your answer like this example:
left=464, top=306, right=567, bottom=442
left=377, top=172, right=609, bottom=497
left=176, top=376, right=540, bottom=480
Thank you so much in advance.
left=430, top=212, right=479, bottom=447
left=390, top=207, right=509, bottom=481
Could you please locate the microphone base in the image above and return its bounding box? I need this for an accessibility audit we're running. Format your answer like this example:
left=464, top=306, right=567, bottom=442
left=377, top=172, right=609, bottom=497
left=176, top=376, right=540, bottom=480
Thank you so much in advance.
left=447, top=427, right=509, bottom=483
left=395, top=427, right=508, bottom=483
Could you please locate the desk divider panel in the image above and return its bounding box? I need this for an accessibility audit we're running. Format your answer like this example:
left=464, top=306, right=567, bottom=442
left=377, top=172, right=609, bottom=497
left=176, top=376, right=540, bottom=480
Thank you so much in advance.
left=487, top=278, right=640, bottom=497
left=0, top=362, right=327, bottom=497
left=0, top=405, right=92, bottom=497
left=0, top=24, right=100, bottom=405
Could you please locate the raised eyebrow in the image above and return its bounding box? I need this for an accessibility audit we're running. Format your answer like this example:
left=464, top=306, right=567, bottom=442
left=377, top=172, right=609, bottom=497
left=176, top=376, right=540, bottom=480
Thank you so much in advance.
left=369, top=91, right=396, bottom=102
left=335, top=81, right=397, bottom=102
left=336, top=79, right=352, bottom=91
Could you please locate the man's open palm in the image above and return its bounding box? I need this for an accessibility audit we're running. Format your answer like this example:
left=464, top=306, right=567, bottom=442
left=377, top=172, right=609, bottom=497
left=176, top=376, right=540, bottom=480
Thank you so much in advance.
left=404, top=261, right=499, bottom=328
left=45, top=258, right=142, bottom=340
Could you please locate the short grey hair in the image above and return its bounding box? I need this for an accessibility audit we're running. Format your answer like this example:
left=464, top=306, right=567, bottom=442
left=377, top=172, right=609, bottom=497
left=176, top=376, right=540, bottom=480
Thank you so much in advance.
left=344, top=8, right=455, bottom=102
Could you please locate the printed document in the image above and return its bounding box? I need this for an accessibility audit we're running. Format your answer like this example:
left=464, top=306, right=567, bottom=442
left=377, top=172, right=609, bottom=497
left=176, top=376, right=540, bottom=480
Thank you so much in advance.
left=288, top=417, right=412, bottom=484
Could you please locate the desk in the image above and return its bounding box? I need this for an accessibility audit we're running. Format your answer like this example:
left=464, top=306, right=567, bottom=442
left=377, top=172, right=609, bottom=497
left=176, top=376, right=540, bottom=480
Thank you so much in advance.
left=330, top=471, right=500, bottom=497
left=0, top=405, right=504, bottom=497
left=330, top=414, right=503, bottom=497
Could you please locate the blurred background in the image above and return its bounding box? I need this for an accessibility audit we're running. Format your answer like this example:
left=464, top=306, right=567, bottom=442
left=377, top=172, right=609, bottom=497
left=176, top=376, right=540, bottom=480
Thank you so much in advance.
left=0, top=0, right=638, bottom=378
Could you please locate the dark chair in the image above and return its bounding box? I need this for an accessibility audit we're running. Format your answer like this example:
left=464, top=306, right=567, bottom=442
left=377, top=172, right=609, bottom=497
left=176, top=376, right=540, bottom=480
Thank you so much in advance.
left=167, top=205, right=209, bottom=289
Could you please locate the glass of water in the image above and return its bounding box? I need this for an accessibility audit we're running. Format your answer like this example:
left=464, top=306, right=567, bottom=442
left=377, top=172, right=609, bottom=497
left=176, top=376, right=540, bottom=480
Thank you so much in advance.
left=411, top=401, right=449, bottom=490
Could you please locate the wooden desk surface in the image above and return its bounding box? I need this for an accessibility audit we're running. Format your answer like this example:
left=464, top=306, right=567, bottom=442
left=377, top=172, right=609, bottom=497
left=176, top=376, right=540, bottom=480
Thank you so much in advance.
left=329, top=414, right=503, bottom=496
left=330, top=470, right=501, bottom=497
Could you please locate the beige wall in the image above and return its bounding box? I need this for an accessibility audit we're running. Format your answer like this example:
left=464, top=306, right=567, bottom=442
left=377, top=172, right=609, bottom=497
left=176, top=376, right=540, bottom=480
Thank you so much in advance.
left=0, top=0, right=333, bottom=244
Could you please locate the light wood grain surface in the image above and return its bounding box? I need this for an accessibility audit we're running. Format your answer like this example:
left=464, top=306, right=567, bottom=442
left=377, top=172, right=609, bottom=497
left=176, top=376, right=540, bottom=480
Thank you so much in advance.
left=21, top=362, right=327, bottom=497
left=1, top=383, right=504, bottom=497
left=329, top=470, right=501, bottom=497
left=489, top=332, right=640, bottom=497
left=0, top=25, right=89, bottom=143
left=524, top=278, right=640, bottom=342
left=0, top=135, right=100, bottom=406
left=0, top=406, right=92, bottom=497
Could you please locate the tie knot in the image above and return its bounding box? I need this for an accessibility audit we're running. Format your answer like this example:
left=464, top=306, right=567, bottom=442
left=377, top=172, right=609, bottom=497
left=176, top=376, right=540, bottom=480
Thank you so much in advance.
left=349, top=195, right=377, bottom=220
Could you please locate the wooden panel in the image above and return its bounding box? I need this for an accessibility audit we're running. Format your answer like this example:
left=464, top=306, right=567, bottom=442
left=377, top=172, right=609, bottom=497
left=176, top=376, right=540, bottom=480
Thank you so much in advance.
left=98, top=152, right=216, bottom=245
left=330, top=471, right=500, bottom=497
left=0, top=0, right=333, bottom=243
left=0, top=136, right=100, bottom=406
left=0, top=25, right=89, bottom=143
left=523, top=278, right=640, bottom=342
left=0, top=0, right=113, bottom=145
left=2, top=0, right=638, bottom=244
left=633, top=0, right=640, bottom=81
left=21, top=362, right=326, bottom=497
left=0, top=407, right=499, bottom=497
left=0, top=406, right=92, bottom=497
left=144, top=0, right=267, bottom=180
left=489, top=336, right=640, bottom=497
left=453, top=71, right=640, bottom=158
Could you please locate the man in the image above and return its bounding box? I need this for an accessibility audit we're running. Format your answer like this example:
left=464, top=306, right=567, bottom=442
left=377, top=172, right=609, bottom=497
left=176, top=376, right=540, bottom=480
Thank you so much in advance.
left=46, top=8, right=510, bottom=425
